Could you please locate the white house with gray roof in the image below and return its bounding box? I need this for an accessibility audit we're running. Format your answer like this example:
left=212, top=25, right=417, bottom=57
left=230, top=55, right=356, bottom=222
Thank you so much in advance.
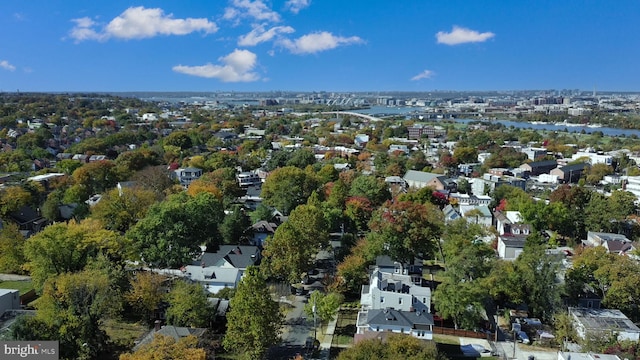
left=356, top=308, right=434, bottom=342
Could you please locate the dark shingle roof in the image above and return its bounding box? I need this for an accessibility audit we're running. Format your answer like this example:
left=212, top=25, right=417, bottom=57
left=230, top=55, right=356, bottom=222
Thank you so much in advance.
left=366, top=309, right=433, bottom=329
left=195, top=245, right=259, bottom=269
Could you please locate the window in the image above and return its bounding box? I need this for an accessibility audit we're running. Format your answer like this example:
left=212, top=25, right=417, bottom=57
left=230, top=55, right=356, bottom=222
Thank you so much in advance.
left=380, top=297, right=385, bottom=303
left=398, top=298, right=403, bottom=305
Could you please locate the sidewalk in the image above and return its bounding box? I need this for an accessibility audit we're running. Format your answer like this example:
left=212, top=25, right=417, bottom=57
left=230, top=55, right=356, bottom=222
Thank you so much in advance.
left=317, top=316, right=338, bottom=359
left=0, top=274, right=31, bottom=281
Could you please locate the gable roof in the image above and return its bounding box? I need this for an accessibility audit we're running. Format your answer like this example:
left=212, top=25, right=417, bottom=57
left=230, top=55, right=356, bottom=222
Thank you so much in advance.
left=8, top=206, right=43, bottom=225
left=524, top=160, right=557, bottom=168
left=403, top=170, right=444, bottom=184
left=366, top=309, right=433, bottom=329
left=555, top=162, right=589, bottom=174
left=195, top=245, right=260, bottom=269
left=443, top=205, right=461, bottom=221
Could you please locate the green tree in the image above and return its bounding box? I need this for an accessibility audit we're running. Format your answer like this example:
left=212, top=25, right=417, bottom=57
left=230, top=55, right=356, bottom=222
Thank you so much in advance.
left=90, top=187, right=158, bottom=233
left=24, top=219, right=124, bottom=290
left=348, top=175, right=391, bottom=207
left=287, top=148, right=316, bottom=169
left=164, top=131, right=193, bottom=150
left=125, top=271, right=167, bottom=325
left=249, top=203, right=275, bottom=223
left=0, top=223, right=26, bottom=274
left=262, top=203, right=329, bottom=283
left=365, top=200, right=443, bottom=264
left=337, top=334, right=444, bottom=360
left=553, top=311, right=577, bottom=349
left=72, top=160, right=121, bottom=195
left=586, top=163, right=614, bottom=184
left=453, top=146, right=478, bottom=164
left=514, top=241, right=563, bottom=322
left=434, top=280, right=487, bottom=330
left=223, top=266, right=282, bottom=360
left=127, top=192, right=224, bottom=268
left=35, top=268, right=121, bottom=359
left=0, top=185, right=33, bottom=217
left=220, top=205, right=252, bottom=244
left=119, top=334, right=206, bottom=360
left=166, top=280, right=212, bottom=328
left=304, top=291, right=343, bottom=324
left=261, top=166, right=319, bottom=215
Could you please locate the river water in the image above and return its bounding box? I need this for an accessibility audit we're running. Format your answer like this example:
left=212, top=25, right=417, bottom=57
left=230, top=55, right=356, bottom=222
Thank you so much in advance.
left=352, top=106, right=640, bottom=138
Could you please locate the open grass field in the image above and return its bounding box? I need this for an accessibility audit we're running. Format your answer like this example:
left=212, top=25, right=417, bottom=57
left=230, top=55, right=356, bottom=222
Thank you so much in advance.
left=0, top=280, right=34, bottom=295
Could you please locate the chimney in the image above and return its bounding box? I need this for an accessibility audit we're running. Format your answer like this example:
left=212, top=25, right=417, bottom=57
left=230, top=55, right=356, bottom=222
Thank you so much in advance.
left=154, top=320, right=162, bottom=331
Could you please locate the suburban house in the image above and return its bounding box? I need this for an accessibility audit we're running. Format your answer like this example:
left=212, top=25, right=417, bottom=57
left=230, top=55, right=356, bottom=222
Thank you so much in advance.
left=550, top=163, right=589, bottom=183
left=247, top=220, right=279, bottom=247
left=443, top=205, right=461, bottom=223
left=497, top=235, right=528, bottom=261
left=583, top=232, right=635, bottom=255
left=355, top=308, right=434, bottom=342
left=403, top=170, right=455, bottom=191
left=449, top=193, right=491, bottom=206
left=237, top=171, right=262, bottom=188
left=354, top=134, right=370, bottom=147
left=569, top=307, right=640, bottom=342
left=184, top=245, right=261, bottom=294
left=519, top=159, right=558, bottom=177
left=173, top=167, right=203, bottom=187
left=471, top=173, right=526, bottom=196
left=493, top=211, right=530, bottom=236
left=356, top=258, right=433, bottom=342
left=8, top=206, right=48, bottom=237
left=460, top=205, right=492, bottom=228
left=0, top=289, right=20, bottom=316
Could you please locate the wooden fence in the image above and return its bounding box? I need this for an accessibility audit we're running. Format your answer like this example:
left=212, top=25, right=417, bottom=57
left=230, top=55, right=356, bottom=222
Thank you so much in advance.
left=432, top=326, right=490, bottom=340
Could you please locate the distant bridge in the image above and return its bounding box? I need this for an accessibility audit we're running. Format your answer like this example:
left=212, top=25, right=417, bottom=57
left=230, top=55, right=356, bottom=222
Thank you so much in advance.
left=320, top=111, right=383, bottom=122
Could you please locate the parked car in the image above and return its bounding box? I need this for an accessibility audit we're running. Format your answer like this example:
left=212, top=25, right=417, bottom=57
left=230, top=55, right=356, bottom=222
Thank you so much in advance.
left=516, top=330, right=530, bottom=344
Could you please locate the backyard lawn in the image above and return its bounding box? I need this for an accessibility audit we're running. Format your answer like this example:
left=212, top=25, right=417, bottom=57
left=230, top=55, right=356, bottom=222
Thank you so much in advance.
left=0, top=280, right=34, bottom=295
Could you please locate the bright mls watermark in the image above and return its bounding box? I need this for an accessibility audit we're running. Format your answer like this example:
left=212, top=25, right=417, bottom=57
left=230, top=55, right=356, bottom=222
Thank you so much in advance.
left=1, top=341, right=58, bottom=359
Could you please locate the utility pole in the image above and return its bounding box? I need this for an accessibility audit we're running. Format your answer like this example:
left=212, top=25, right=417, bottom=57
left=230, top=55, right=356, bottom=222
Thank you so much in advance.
left=312, top=292, right=317, bottom=347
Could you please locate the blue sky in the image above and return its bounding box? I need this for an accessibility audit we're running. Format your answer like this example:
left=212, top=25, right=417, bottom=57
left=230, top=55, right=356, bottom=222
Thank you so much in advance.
left=1, top=1, right=639, bottom=92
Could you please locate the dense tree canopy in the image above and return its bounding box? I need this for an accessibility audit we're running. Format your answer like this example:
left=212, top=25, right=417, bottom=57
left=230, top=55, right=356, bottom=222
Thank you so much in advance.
left=261, top=166, right=319, bottom=215
left=337, top=334, right=444, bottom=360
left=262, top=201, right=329, bottom=282
left=24, top=219, right=124, bottom=290
left=166, top=280, right=213, bottom=328
left=365, top=200, right=443, bottom=264
left=127, top=192, right=224, bottom=268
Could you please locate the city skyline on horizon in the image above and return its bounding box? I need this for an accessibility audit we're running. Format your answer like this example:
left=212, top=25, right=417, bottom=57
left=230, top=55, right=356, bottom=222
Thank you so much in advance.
left=2, top=1, right=640, bottom=93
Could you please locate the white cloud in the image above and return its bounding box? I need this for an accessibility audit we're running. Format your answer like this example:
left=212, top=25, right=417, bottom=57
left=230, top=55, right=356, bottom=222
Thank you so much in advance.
left=172, top=49, right=260, bottom=82
left=285, top=0, right=311, bottom=14
left=69, top=17, right=105, bottom=42
left=279, top=31, right=363, bottom=54
left=238, top=24, right=294, bottom=46
left=223, top=0, right=281, bottom=23
left=0, top=60, right=16, bottom=71
left=69, top=6, right=217, bottom=42
left=436, top=26, right=495, bottom=45
left=411, top=70, right=434, bottom=81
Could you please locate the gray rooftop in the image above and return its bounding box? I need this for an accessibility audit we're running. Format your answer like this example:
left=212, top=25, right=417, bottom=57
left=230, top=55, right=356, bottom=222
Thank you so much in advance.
left=366, top=308, right=434, bottom=329
left=570, top=307, right=640, bottom=333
